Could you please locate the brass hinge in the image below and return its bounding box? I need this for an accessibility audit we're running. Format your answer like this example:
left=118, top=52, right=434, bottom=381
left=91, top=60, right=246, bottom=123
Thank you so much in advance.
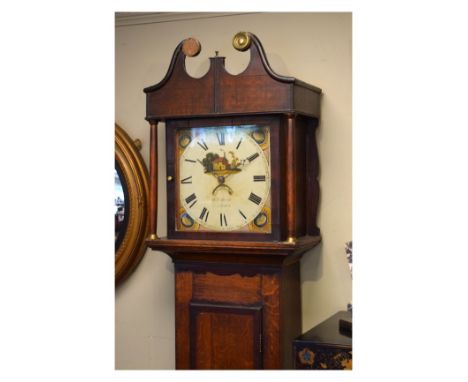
left=259, top=334, right=263, bottom=353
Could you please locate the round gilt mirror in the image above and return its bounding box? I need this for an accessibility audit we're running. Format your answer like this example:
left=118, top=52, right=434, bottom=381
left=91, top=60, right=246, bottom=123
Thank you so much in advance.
left=115, top=124, right=149, bottom=285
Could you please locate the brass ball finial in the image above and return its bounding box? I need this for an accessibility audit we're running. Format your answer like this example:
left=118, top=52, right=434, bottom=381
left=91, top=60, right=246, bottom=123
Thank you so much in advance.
left=232, top=31, right=251, bottom=51
left=182, top=37, right=201, bottom=57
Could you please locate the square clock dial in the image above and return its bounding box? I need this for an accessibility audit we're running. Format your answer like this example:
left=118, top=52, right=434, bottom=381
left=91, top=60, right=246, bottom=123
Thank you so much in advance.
left=174, top=124, right=272, bottom=234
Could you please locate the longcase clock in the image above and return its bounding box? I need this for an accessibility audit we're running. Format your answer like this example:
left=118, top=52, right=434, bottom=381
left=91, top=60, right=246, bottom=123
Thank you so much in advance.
left=144, top=32, right=322, bottom=369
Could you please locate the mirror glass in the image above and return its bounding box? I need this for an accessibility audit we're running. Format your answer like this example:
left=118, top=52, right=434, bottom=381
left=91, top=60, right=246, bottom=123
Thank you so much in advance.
left=115, top=163, right=128, bottom=252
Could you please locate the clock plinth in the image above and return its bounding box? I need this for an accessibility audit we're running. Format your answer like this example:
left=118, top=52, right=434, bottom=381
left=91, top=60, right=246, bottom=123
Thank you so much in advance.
left=144, top=33, right=322, bottom=369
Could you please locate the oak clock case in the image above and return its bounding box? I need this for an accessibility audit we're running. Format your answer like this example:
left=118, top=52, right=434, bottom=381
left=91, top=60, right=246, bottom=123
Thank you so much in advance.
left=144, top=32, right=322, bottom=369
left=115, top=124, right=150, bottom=285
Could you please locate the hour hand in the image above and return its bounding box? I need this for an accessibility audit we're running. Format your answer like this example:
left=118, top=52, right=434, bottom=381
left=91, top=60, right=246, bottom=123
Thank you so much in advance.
left=212, top=183, right=233, bottom=195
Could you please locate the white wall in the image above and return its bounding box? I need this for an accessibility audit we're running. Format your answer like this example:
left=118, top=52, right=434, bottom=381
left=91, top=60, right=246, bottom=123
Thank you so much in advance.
left=115, top=12, right=352, bottom=369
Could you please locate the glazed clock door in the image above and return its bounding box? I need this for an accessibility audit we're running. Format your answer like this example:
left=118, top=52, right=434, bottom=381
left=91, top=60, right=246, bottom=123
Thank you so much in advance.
left=166, top=117, right=282, bottom=241
left=190, top=303, right=263, bottom=369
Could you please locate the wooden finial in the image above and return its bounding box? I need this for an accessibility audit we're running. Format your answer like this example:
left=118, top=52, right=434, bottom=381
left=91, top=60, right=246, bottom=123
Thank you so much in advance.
left=182, top=37, right=201, bottom=57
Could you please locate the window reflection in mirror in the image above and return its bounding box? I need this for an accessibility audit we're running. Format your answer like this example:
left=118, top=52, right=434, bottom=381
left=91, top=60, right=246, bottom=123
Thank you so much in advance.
left=115, top=164, right=128, bottom=252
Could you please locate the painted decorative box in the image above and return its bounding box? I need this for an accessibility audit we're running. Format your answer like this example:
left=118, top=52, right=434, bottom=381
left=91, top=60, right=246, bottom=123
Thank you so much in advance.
left=293, top=311, right=352, bottom=370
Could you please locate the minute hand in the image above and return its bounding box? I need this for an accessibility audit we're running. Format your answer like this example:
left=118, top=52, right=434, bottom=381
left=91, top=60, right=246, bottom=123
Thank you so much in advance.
left=242, top=152, right=260, bottom=168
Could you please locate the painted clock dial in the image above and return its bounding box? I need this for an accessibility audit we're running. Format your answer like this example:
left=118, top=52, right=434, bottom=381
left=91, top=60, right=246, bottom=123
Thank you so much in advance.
left=176, top=125, right=271, bottom=233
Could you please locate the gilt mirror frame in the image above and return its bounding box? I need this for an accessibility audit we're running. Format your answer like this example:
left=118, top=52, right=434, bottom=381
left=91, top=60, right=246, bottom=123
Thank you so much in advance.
left=115, top=124, right=150, bottom=285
